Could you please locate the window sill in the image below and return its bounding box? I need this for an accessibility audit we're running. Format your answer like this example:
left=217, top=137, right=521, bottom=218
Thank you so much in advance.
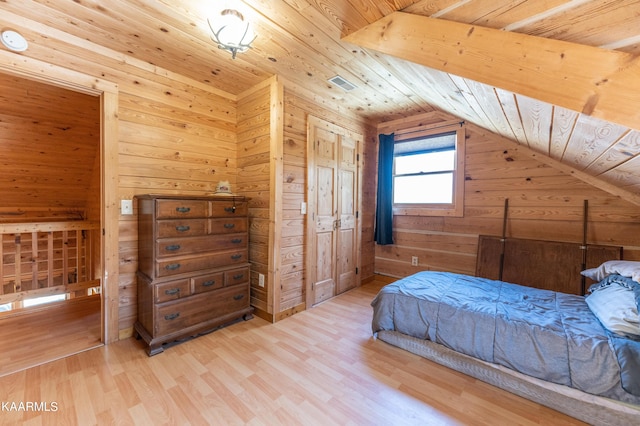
left=393, top=204, right=463, bottom=217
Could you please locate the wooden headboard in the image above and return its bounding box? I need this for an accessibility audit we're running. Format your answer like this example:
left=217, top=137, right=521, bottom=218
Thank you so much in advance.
left=476, top=235, right=623, bottom=295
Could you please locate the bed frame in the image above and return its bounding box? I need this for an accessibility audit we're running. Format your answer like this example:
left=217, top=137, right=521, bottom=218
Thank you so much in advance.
left=476, top=235, right=622, bottom=295
left=474, top=198, right=623, bottom=295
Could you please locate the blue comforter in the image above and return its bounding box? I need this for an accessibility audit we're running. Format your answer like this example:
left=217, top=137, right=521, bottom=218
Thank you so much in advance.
left=371, top=271, right=640, bottom=405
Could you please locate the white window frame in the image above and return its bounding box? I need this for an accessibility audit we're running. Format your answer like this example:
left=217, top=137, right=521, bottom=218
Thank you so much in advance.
left=393, top=123, right=465, bottom=217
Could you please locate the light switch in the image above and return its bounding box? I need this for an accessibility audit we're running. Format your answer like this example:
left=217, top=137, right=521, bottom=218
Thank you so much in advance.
left=121, top=199, right=133, bottom=215
left=301, top=202, right=307, bottom=214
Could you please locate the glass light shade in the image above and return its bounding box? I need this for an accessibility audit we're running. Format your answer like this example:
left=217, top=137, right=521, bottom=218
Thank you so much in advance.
left=208, top=9, right=256, bottom=59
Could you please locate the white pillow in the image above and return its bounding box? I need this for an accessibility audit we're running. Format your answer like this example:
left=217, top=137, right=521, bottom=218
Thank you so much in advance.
left=581, top=260, right=640, bottom=283
left=586, top=283, right=640, bottom=337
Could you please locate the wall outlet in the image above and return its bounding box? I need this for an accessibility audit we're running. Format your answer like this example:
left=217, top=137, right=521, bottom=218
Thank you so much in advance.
left=411, top=256, right=418, bottom=266
left=121, top=199, right=133, bottom=215
left=258, top=273, right=265, bottom=287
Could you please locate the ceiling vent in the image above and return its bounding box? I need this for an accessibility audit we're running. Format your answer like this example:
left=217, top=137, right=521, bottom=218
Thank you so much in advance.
left=328, top=75, right=357, bottom=92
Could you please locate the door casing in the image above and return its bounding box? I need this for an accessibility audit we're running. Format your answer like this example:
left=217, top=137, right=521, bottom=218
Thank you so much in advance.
left=0, top=57, right=120, bottom=343
left=305, top=115, right=363, bottom=307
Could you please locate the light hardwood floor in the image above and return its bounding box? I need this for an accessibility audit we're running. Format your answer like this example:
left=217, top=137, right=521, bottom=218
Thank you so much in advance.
left=0, top=281, right=585, bottom=425
left=0, top=295, right=102, bottom=378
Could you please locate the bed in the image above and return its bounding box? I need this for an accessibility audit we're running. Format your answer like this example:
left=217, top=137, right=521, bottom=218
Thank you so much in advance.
left=371, top=264, right=640, bottom=425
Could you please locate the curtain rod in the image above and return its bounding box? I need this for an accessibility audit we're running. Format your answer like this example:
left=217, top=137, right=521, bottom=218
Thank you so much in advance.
left=393, top=119, right=465, bottom=137
left=380, top=119, right=465, bottom=138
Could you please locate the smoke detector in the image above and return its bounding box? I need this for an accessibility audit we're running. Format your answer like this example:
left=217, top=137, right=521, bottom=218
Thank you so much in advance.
left=328, top=75, right=357, bottom=92
left=1, top=30, right=28, bottom=52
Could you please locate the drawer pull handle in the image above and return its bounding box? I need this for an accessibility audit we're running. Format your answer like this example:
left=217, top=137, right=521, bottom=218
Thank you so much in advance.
left=224, top=206, right=237, bottom=213
left=223, top=223, right=235, bottom=229
left=230, top=254, right=242, bottom=260
left=164, top=288, right=180, bottom=296
left=233, top=294, right=244, bottom=301
left=202, top=280, right=216, bottom=287
left=176, top=207, right=191, bottom=213
left=164, top=312, right=180, bottom=321
left=165, top=263, right=181, bottom=271
left=175, top=225, right=190, bottom=232
left=231, top=238, right=242, bottom=244
left=165, top=244, right=181, bottom=251
left=232, top=274, right=244, bottom=280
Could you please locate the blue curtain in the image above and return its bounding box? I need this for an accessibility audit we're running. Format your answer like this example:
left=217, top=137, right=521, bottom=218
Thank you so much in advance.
left=374, top=133, right=394, bottom=245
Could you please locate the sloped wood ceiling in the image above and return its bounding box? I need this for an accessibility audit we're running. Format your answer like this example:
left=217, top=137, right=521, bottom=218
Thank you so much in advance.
left=1, top=0, right=639, bottom=202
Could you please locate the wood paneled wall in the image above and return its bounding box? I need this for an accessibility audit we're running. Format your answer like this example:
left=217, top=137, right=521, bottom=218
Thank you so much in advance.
left=375, top=112, right=640, bottom=279
left=360, top=131, right=378, bottom=280
left=237, top=78, right=376, bottom=322
left=0, top=74, right=100, bottom=222
left=118, top=86, right=238, bottom=336
left=278, top=88, right=376, bottom=319
left=236, top=79, right=274, bottom=318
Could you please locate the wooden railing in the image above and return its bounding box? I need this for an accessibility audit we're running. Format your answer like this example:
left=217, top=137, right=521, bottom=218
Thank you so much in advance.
left=0, top=221, right=100, bottom=308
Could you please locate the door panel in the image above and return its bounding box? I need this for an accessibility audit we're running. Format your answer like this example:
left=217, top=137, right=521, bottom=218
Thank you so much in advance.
left=316, top=128, right=337, bottom=161
left=314, top=232, right=335, bottom=304
left=312, top=128, right=338, bottom=305
left=337, top=135, right=358, bottom=294
left=337, top=227, right=356, bottom=294
left=316, top=167, right=335, bottom=216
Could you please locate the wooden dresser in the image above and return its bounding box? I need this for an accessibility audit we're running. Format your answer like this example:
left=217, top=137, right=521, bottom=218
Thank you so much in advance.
left=134, top=194, right=253, bottom=355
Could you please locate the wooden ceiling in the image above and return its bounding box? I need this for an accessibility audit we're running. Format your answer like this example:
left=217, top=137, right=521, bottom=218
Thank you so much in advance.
left=1, top=0, right=640, bottom=202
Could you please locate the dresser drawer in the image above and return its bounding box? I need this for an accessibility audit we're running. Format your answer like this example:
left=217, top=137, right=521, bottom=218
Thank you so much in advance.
left=209, top=218, right=247, bottom=234
left=156, top=233, right=248, bottom=258
left=225, top=267, right=249, bottom=286
left=191, top=272, right=224, bottom=294
left=211, top=283, right=250, bottom=317
left=210, top=201, right=248, bottom=217
left=154, top=284, right=249, bottom=335
left=154, top=279, right=190, bottom=303
left=156, top=249, right=249, bottom=277
left=154, top=299, right=194, bottom=336
left=156, top=219, right=207, bottom=238
left=156, top=200, right=208, bottom=219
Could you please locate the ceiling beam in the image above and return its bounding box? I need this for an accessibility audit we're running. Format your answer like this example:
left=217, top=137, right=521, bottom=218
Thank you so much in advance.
left=342, top=12, right=640, bottom=131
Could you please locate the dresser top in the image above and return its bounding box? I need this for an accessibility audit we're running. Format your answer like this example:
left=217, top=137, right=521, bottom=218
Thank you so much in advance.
left=135, top=194, right=247, bottom=201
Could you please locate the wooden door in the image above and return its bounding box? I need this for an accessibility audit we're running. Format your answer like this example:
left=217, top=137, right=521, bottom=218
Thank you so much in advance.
left=306, top=116, right=362, bottom=307
left=309, top=121, right=338, bottom=305
left=336, top=134, right=358, bottom=294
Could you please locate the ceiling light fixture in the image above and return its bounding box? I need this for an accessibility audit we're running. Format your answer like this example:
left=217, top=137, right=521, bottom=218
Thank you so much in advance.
left=207, top=8, right=256, bottom=59
left=1, top=30, right=28, bottom=52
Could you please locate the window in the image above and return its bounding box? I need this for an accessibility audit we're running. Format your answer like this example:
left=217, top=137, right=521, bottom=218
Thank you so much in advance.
left=0, top=293, right=70, bottom=313
left=393, top=124, right=465, bottom=217
left=23, top=294, right=67, bottom=308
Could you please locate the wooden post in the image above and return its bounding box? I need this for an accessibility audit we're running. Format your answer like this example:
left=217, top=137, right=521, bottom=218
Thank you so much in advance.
left=498, top=198, right=509, bottom=281
left=48, top=232, right=54, bottom=288
left=581, top=200, right=589, bottom=295
left=31, top=232, right=38, bottom=290
left=14, top=235, right=21, bottom=293
left=62, top=230, right=69, bottom=286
